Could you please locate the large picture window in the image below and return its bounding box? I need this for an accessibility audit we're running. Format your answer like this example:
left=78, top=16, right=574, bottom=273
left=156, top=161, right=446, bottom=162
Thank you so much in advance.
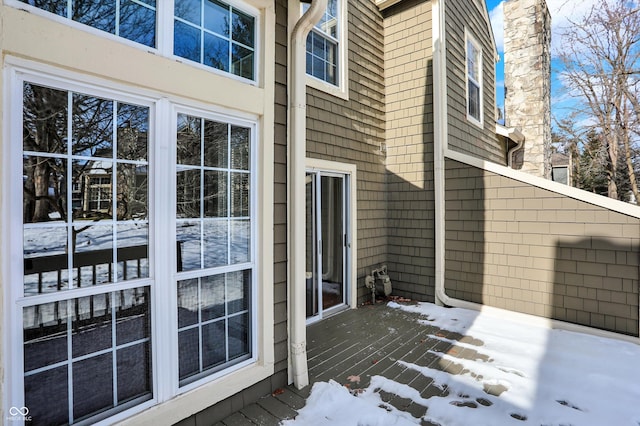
left=466, top=30, right=483, bottom=125
left=11, top=74, right=257, bottom=425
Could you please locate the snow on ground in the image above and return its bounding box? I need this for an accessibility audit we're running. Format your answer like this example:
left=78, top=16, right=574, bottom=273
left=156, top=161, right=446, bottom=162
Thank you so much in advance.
left=284, top=302, right=640, bottom=426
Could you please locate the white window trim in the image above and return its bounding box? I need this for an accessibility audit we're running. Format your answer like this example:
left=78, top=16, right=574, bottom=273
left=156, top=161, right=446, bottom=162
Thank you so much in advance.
left=2, top=57, right=274, bottom=426
left=465, top=28, right=483, bottom=128
left=289, top=0, right=349, bottom=100
left=5, top=0, right=262, bottom=86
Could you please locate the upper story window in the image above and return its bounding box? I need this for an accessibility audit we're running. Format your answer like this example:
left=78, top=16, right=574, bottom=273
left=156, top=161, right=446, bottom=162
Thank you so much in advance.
left=303, top=0, right=339, bottom=86
left=15, top=0, right=257, bottom=82
left=19, top=0, right=157, bottom=48
left=466, top=30, right=483, bottom=126
left=174, top=0, right=256, bottom=80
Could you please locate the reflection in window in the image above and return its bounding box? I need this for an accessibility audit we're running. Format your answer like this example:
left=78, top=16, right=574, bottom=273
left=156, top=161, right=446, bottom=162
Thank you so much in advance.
left=22, top=82, right=150, bottom=296
left=174, top=0, right=256, bottom=80
left=23, top=287, right=152, bottom=424
left=176, top=113, right=250, bottom=272
left=466, top=32, right=482, bottom=124
left=19, top=0, right=157, bottom=48
left=304, top=0, right=339, bottom=85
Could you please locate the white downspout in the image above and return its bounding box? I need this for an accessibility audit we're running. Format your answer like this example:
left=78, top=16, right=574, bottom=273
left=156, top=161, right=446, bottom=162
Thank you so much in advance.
left=289, top=0, right=328, bottom=389
left=432, top=0, right=638, bottom=343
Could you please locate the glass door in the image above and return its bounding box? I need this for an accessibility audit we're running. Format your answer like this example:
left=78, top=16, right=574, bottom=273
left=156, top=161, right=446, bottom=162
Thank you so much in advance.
left=305, top=171, right=348, bottom=322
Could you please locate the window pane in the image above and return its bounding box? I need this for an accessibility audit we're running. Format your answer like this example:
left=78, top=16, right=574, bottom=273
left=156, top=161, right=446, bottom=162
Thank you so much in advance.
left=469, top=80, right=480, bottom=120
left=115, top=287, right=151, bottom=345
left=231, top=173, right=249, bottom=217
left=177, top=114, right=202, bottom=166
left=73, top=159, right=113, bottom=220
left=117, top=164, right=148, bottom=219
left=73, top=0, right=116, bottom=34
left=202, top=274, right=225, bottom=321
left=177, top=221, right=202, bottom=271
left=230, top=219, right=250, bottom=263
left=117, top=342, right=152, bottom=404
left=117, top=223, right=149, bottom=281
left=23, top=156, right=67, bottom=224
left=232, top=9, right=254, bottom=47
left=23, top=83, right=68, bottom=155
left=73, top=225, right=114, bottom=287
left=204, top=170, right=227, bottom=217
left=24, top=226, right=69, bottom=295
left=178, top=278, right=199, bottom=328
left=25, top=366, right=69, bottom=426
left=204, top=120, right=228, bottom=168
left=202, top=321, right=226, bottom=369
left=175, top=20, right=202, bottom=63
left=73, top=94, right=114, bottom=158
left=21, top=0, right=66, bottom=16
left=228, top=313, right=249, bottom=360
left=178, top=327, right=200, bottom=380
left=175, top=0, right=201, bottom=25
left=203, top=220, right=228, bottom=267
left=231, top=44, right=254, bottom=81
left=120, top=0, right=156, bottom=47
left=117, top=103, right=149, bottom=161
left=204, top=0, right=229, bottom=35
left=72, top=294, right=112, bottom=357
left=227, top=270, right=249, bottom=314
left=24, top=301, right=68, bottom=371
left=204, top=32, right=230, bottom=72
left=177, top=168, right=201, bottom=218
left=230, top=125, right=249, bottom=170
left=73, top=353, right=114, bottom=421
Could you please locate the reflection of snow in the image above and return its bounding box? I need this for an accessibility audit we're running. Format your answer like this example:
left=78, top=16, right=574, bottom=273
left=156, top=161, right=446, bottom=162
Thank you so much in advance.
left=23, top=222, right=149, bottom=296
left=177, top=219, right=250, bottom=272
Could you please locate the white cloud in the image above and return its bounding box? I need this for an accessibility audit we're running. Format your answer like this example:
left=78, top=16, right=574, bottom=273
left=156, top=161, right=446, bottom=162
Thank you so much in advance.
left=489, top=1, right=505, bottom=53
left=489, top=0, right=601, bottom=56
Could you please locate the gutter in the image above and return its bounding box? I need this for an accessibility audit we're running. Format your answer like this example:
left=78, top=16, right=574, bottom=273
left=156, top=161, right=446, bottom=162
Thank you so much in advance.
left=432, top=0, right=639, bottom=344
left=495, top=124, right=525, bottom=168
left=288, top=0, right=328, bottom=389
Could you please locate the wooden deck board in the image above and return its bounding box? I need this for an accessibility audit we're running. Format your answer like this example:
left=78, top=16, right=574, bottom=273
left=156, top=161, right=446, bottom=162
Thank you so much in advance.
left=217, top=303, right=463, bottom=425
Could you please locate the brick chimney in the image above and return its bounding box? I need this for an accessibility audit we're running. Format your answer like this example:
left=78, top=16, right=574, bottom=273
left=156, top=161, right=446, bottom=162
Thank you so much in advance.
left=503, top=0, right=552, bottom=179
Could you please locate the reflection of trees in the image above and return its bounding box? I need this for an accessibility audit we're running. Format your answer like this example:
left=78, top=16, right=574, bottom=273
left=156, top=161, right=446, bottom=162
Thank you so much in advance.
left=23, top=83, right=149, bottom=252
left=21, top=0, right=156, bottom=47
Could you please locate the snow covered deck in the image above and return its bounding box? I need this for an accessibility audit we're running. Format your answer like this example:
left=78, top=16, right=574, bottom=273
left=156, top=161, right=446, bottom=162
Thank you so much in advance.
left=215, top=301, right=640, bottom=425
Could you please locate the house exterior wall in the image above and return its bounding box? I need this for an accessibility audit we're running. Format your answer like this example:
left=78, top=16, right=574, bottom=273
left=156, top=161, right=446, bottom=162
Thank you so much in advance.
left=305, top=0, right=387, bottom=304
left=445, top=159, right=640, bottom=337
left=0, top=2, right=283, bottom=425
left=445, top=0, right=505, bottom=164
left=382, top=0, right=436, bottom=301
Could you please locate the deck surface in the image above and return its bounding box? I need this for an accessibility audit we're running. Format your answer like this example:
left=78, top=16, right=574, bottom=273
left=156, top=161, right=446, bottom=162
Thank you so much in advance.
left=216, top=302, right=472, bottom=425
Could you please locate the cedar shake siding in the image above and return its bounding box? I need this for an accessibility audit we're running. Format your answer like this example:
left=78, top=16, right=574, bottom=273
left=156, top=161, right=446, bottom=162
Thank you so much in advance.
left=306, top=0, right=387, bottom=304
left=445, top=159, right=640, bottom=336
left=382, top=0, right=437, bottom=301
left=445, top=0, right=505, bottom=163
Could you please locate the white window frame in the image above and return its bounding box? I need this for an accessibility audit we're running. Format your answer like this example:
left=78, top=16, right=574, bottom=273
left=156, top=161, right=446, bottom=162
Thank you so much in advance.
left=292, top=0, right=349, bottom=100
left=465, top=29, right=483, bottom=128
left=6, top=0, right=261, bottom=86
left=2, top=57, right=273, bottom=426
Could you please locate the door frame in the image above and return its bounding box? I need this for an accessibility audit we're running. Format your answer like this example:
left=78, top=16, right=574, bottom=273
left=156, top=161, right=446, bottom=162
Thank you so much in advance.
left=304, top=158, right=357, bottom=322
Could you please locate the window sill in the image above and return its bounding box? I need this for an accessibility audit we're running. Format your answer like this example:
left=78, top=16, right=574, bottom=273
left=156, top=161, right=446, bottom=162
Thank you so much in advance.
left=306, top=75, right=349, bottom=101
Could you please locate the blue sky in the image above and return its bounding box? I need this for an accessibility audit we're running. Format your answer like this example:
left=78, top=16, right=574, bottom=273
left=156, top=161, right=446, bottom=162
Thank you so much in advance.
left=485, top=0, right=601, bottom=125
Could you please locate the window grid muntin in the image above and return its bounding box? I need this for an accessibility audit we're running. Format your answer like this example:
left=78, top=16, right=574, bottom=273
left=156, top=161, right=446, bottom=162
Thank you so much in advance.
left=22, top=84, right=150, bottom=297
left=17, top=0, right=157, bottom=48
left=173, top=0, right=256, bottom=80
left=175, top=110, right=253, bottom=386
left=22, top=286, right=152, bottom=424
